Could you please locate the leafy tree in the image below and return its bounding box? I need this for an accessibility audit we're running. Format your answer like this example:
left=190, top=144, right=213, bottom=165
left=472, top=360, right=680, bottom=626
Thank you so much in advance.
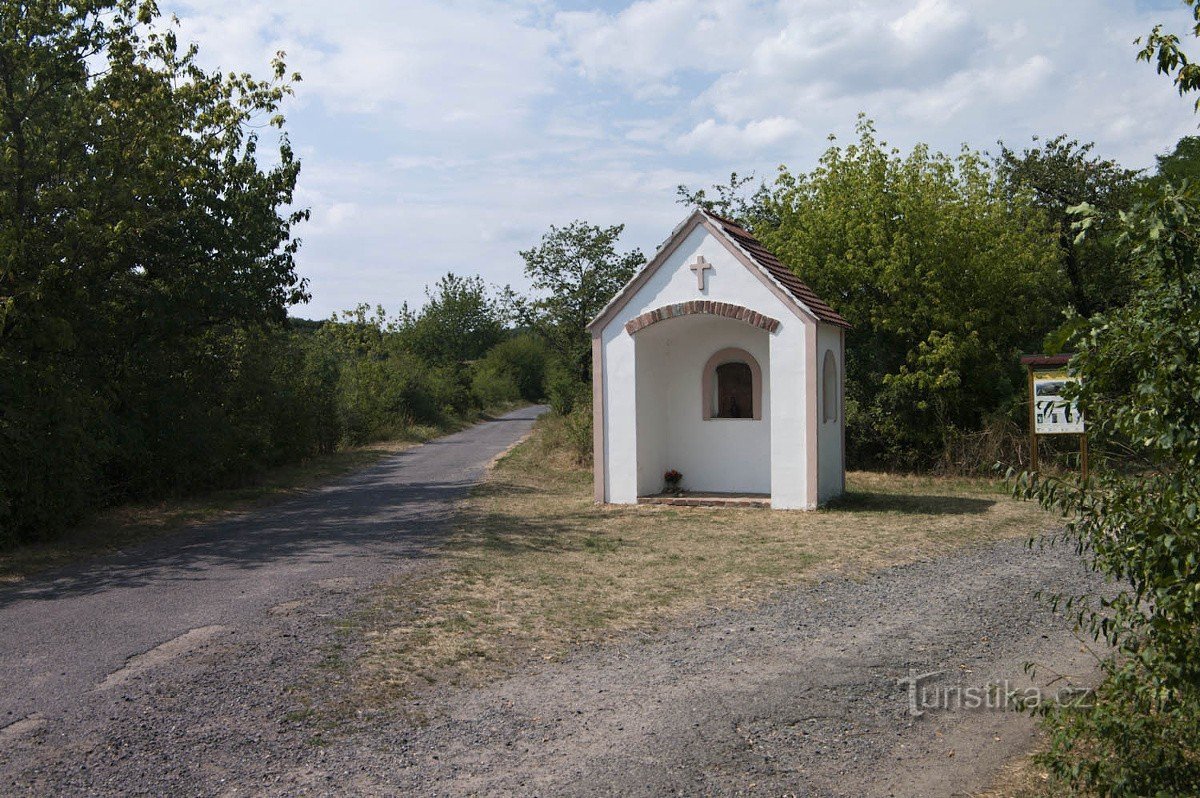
left=675, top=172, right=773, bottom=229
left=751, top=118, right=1062, bottom=466
left=0, top=1, right=306, bottom=542
left=1147, top=134, right=1200, bottom=191
left=400, top=273, right=507, bottom=366
left=996, top=136, right=1139, bottom=317
left=1006, top=10, right=1200, bottom=793
left=1016, top=183, right=1200, bottom=796
left=520, top=221, right=644, bottom=383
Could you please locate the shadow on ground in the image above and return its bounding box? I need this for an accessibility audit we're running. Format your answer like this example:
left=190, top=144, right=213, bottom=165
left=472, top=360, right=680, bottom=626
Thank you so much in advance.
left=829, top=491, right=996, bottom=515
left=0, top=408, right=546, bottom=607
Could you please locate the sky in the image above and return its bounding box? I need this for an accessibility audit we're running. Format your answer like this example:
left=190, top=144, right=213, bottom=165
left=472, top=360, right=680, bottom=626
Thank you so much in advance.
left=163, top=0, right=1200, bottom=320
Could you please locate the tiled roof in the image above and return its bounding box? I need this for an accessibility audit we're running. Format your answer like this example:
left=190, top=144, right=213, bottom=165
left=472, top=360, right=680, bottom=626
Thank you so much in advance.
left=704, top=211, right=851, bottom=329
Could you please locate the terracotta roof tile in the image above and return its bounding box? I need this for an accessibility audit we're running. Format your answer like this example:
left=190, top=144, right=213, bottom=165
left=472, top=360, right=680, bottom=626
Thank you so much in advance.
left=704, top=211, right=851, bottom=329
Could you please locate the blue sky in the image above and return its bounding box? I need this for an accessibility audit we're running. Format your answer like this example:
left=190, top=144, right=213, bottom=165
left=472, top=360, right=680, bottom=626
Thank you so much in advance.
left=165, top=0, right=1200, bottom=320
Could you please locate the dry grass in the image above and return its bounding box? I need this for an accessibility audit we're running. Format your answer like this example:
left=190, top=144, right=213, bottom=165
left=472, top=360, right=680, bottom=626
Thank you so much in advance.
left=356, top=415, right=1056, bottom=703
left=973, top=736, right=1078, bottom=798
left=0, top=420, right=470, bottom=584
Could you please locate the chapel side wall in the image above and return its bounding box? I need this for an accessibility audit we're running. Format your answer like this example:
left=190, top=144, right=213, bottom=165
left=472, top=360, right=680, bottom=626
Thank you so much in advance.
left=817, top=323, right=846, bottom=503
left=768, top=318, right=810, bottom=509
left=602, top=325, right=639, bottom=504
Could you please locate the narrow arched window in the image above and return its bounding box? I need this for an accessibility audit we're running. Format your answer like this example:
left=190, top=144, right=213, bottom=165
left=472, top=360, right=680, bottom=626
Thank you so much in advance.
left=715, top=362, right=753, bottom=418
left=822, top=349, right=838, bottom=423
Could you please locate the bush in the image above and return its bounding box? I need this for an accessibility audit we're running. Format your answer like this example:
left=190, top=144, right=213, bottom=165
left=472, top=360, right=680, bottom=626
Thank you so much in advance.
left=1016, top=184, right=1200, bottom=796
left=532, top=402, right=593, bottom=466
left=546, top=364, right=589, bottom=416
left=476, top=334, right=548, bottom=402
left=471, top=362, right=521, bottom=409
left=562, top=401, right=593, bottom=463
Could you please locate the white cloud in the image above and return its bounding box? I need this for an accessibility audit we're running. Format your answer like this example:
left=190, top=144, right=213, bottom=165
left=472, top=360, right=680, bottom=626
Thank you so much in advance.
left=173, top=0, right=558, bottom=130
left=158, top=0, right=1200, bottom=319
left=555, top=0, right=773, bottom=94
left=678, top=116, right=805, bottom=153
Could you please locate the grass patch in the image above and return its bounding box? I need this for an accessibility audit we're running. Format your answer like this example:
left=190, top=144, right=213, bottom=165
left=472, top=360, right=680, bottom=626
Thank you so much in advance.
left=0, top=416, right=492, bottom=584
left=356, top=414, right=1054, bottom=704
left=976, top=736, right=1082, bottom=798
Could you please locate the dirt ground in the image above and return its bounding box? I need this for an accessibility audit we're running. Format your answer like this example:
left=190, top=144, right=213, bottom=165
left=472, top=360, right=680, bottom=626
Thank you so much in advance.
left=0, top=412, right=1101, bottom=796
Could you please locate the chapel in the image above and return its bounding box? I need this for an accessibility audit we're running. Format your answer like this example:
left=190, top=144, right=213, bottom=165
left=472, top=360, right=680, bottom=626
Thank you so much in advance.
left=587, top=208, right=849, bottom=509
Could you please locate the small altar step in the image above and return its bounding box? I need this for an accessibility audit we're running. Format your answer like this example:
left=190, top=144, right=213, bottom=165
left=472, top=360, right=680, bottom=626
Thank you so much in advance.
left=637, top=492, right=770, bottom=508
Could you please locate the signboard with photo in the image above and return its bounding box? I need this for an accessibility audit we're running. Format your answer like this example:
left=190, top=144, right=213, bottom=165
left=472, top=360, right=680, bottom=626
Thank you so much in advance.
left=1021, top=353, right=1087, bottom=476
left=1033, top=368, right=1084, bottom=434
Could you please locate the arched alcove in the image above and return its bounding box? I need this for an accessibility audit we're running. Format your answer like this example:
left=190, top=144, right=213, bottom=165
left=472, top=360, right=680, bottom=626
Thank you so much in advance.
left=701, top=347, right=763, bottom=420
left=822, top=349, right=838, bottom=423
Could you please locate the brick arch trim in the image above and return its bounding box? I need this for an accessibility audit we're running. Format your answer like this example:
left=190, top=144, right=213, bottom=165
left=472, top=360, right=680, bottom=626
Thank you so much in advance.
left=624, top=301, right=781, bottom=335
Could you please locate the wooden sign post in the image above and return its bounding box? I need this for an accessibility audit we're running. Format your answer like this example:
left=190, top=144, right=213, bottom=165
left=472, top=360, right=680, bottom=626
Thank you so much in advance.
left=1020, top=354, right=1087, bottom=478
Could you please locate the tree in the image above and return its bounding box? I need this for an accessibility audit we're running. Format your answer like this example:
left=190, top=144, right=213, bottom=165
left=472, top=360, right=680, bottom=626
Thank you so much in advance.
left=520, top=221, right=644, bottom=382
left=1016, top=183, right=1200, bottom=795
left=1147, top=135, right=1200, bottom=191
left=1137, top=0, right=1200, bottom=110
left=750, top=118, right=1062, bottom=466
left=996, top=136, right=1139, bottom=317
left=400, top=273, right=507, bottom=366
left=675, top=172, right=773, bottom=230
left=0, top=1, right=306, bottom=542
left=1007, top=9, right=1200, bottom=792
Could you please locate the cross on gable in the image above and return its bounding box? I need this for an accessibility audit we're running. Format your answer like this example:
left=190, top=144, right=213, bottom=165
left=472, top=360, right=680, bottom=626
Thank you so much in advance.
left=689, top=255, right=713, bottom=291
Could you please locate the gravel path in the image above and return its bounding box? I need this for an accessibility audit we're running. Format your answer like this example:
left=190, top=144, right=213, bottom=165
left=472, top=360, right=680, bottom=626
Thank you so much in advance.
left=0, top=414, right=1105, bottom=795
left=333, top=537, right=1105, bottom=797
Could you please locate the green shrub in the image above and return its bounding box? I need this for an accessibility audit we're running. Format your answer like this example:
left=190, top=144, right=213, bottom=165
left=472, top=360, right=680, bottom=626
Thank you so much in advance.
left=1016, top=184, right=1200, bottom=796
left=471, top=361, right=521, bottom=409
left=562, top=401, right=593, bottom=463
left=476, top=334, right=548, bottom=402
left=531, top=403, right=593, bottom=465
left=546, top=363, right=589, bottom=416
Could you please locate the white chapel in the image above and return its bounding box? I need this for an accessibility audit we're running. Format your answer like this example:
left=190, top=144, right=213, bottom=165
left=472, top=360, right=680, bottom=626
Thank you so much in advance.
left=587, top=208, right=849, bottom=510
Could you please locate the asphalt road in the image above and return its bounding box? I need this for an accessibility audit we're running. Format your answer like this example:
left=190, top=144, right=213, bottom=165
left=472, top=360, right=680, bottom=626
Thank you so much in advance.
left=0, top=405, right=543, bottom=749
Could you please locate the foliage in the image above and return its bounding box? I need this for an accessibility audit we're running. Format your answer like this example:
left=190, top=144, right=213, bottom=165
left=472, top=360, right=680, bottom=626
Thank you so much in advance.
left=0, top=1, right=306, bottom=543
left=519, top=221, right=644, bottom=382
left=1015, top=183, right=1200, bottom=796
left=0, top=4, right=548, bottom=546
left=747, top=118, right=1063, bottom=467
left=473, top=334, right=548, bottom=404
left=1004, top=15, right=1200, bottom=792
left=1137, top=0, right=1200, bottom=110
left=545, top=362, right=590, bottom=416
left=1149, top=135, right=1200, bottom=191
left=996, top=136, right=1140, bottom=317
left=399, top=273, right=508, bottom=366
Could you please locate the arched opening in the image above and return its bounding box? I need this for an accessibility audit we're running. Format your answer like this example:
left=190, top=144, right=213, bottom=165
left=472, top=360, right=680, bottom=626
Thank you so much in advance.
left=715, top=362, right=752, bottom=418
left=702, top=347, right=762, bottom=420
left=822, top=349, right=838, bottom=423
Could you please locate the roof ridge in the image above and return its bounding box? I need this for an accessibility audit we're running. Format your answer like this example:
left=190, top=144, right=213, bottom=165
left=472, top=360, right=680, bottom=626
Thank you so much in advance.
left=701, top=210, right=850, bottom=330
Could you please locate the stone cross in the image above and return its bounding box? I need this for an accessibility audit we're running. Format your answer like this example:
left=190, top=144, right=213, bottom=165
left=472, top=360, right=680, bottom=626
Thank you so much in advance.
left=690, top=256, right=713, bottom=291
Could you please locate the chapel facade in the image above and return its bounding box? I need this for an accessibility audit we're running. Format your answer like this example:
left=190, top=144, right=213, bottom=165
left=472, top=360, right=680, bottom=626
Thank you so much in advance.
left=587, top=208, right=849, bottom=509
